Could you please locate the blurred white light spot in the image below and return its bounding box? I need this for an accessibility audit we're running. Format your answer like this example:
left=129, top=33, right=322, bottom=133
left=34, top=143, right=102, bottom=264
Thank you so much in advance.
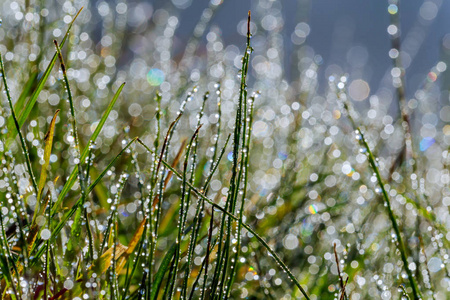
left=41, top=229, right=51, bottom=240
left=420, top=1, right=438, bottom=20
left=348, top=79, right=370, bottom=101
left=283, top=234, right=299, bottom=250
left=427, top=257, right=442, bottom=273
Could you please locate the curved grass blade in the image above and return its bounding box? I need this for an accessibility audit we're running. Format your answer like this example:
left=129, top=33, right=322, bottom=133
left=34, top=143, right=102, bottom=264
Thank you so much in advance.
left=116, top=217, right=147, bottom=274
left=33, top=109, right=59, bottom=221
left=0, top=53, right=38, bottom=195
left=6, top=8, right=83, bottom=141
left=51, top=82, right=126, bottom=214
left=150, top=242, right=177, bottom=300
left=355, top=127, right=422, bottom=299
left=120, top=221, right=147, bottom=300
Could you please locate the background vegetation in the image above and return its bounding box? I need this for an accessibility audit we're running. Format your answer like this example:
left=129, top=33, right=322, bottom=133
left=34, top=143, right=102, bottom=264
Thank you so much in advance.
left=0, top=0, right=449, bottom=299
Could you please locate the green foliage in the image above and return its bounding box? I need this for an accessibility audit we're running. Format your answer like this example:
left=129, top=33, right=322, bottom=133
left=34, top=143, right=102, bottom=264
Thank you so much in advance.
left=0, top=2, right=448, bottom=300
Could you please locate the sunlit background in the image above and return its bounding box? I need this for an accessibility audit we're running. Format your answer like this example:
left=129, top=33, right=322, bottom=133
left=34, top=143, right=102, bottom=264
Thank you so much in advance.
left=0, top=0, right=449, bottom=299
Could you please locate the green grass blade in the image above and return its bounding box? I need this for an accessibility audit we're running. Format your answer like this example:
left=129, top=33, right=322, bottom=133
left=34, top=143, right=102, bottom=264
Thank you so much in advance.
left=227, top=93, right=256, bottom=296
left=150, top=242, right=177, bottom=300
left=7, top=8, right=83, bottom=138
left=167, top=125, right=202, bottom=299
left=0, top=53, right=38, bottom=195
left=355, top=127, right=422, bottom=299
left=51, top=82, right=126, bottom=214
left=184, top=134, right=230, bottom=296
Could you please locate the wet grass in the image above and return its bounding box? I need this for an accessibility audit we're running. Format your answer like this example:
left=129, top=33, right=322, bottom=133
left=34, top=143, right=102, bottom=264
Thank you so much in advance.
left=0, top=2, right=448, bottom=300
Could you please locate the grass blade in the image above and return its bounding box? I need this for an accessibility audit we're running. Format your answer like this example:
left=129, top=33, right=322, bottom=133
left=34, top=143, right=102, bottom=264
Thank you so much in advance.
left=51, top=82, right=126, bottom=214
left=0, top=53, right=38, bottom=195
left=116, top=217, right=147, bottom=274
left=6, top=8, right=83, bottom=141
left=34, top=109, right=60, bottom=219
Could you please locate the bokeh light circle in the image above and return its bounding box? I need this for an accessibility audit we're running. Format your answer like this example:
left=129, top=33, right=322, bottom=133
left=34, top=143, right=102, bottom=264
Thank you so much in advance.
left=147, top=68, right=165, bottom=86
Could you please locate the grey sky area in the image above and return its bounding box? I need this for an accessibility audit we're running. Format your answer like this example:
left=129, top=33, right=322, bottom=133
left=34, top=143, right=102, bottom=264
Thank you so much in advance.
left=173, top=0, right=449, bottom=97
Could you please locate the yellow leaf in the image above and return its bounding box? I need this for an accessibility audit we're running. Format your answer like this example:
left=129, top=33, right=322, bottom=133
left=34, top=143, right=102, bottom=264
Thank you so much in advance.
left=116, top=217, right=146, bottom=274
left=33, top=109, right=60, bottom=222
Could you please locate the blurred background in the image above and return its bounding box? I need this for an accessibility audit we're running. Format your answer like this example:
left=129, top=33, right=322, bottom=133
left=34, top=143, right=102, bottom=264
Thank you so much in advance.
left=0, top=0, right=449, bottom=299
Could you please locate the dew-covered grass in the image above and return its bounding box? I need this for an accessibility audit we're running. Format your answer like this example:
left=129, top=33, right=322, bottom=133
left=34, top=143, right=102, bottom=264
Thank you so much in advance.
left=0, top=0, right=449, bottom=299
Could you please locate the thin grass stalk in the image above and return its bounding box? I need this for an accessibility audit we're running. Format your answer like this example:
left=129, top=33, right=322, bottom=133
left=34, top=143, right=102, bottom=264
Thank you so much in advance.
left=221, top=86, right=250, bottom=298
left=0, top=207, right=20, bottom=299
left=152, top=87, right=197, bottom=249
left=152, top=114, right=183, bottom=235
left=142, top=92, right=161, bottom=296
left=339, top=93, right=421, bottom=299
left=333, top=243, right=348, bottom=300
left=181, top=92, right=209, bottom=298
left=52, top=82, right=126, bottom=215
left=147, top=114, right=182, bottom=297
left=226, top=93, right=255, bottom=296
left=200, top=209, right=215, bottom=300
left=185, top=85, right=224, bottom=298
left=149, top=94, right=160, bottom=280
left=215, top=12, right=252, bottom=299
left=339, top=278, right=349, bottom=300
left=111, top=218, right=117, bottom=300
left=211, top=83, right=223, bottom=175
left=100, top=213, right=114, bottom=256
left=111, top=173, right=128, bottom=299
left=44, top=185, right=54, bottom=300
left=185, top=135, right=231, bottom=297
left=53, top=39, right=86, bottom=203
left=399, top=284, right=411, bottom=300
left=0, top=53, right=38, bottom=196
left=210, top=12, right=252, bottom=298
left=84, top=209, right=94, bottom=261
left=355, top=126, right=421, bottom=299
left=117, top=133, right=146, bottom=297
left=167, top=125, right=202, bottom=299
left=84, top=146, right=95, bottom=261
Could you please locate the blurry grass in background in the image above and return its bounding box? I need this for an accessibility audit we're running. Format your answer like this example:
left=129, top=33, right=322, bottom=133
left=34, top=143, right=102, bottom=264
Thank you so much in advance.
left=0, top=0, right=449, bottom=299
